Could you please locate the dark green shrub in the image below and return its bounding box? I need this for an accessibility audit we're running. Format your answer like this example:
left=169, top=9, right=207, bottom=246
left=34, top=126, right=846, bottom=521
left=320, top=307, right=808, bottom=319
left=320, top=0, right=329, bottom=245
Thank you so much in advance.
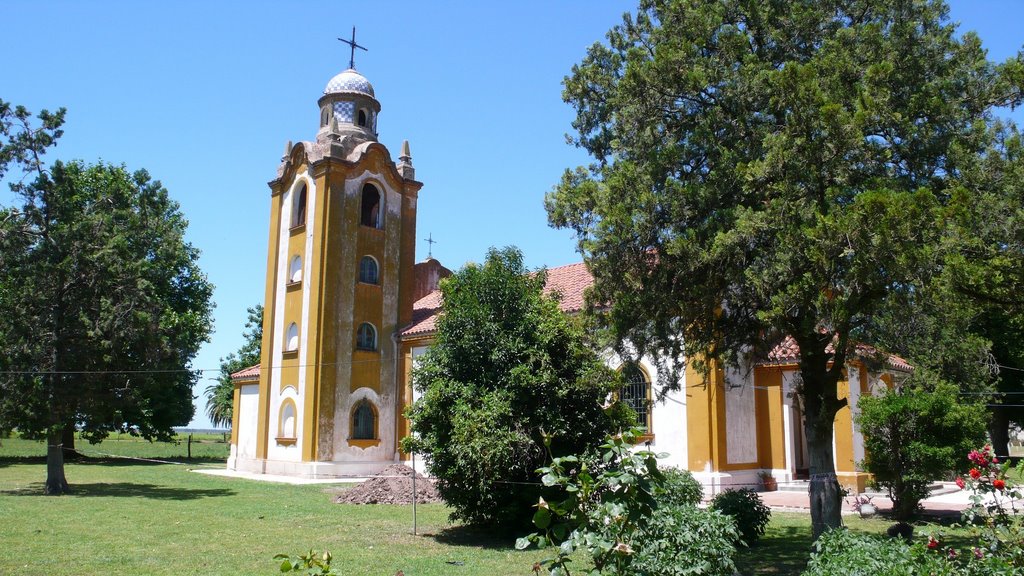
left=803, top=530, right=946, bottom=576
left=403, top=247, right=625, bottom=529
left=519, top=429, right=738, bottom=576
left=656, top=467, right=703, bottom=507
left=631, top=505, right=738, bottom=576
left=857, top=377, right=987, bottom=521
left=803, top=529, right=1019, bottom=576
left=710, top=488, right=771, bottom=545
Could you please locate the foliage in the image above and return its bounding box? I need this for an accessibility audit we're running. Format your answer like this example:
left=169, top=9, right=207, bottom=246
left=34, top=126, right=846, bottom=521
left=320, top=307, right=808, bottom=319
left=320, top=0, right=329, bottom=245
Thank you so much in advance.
left=403, top=246, right=624, bottom=528
left=547, top=0, right=1024, bottom=537
left=0, top=102, right=214, bottom=494
left=629, top=504, right=737, bottom=576
left=274, top=550, right=337, bottom=575
left=518, top=428, right=738, bottom=576
left=857, top=378, right=988, bottom=520
left=803, top=530, right=948, bottom=576
left=0, top=99, right=64, bottom=185
left=804, top=528, right=1021, bottom=576
left=656, top=466, right=702, bottom=508
left=710, top=488, right=772, bottom=545
left=957, top=445, right=1024, bottom=568
left=205, top=304, right=263, bottom=428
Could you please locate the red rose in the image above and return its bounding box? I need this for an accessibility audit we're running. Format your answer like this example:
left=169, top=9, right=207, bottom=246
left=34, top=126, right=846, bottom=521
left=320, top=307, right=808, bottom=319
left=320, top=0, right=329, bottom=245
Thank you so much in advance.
left=970, top=468, right=981, bottom=479
left=927, top=536, right=939, bottom=550
left=994, top=479, right=1006, bottom=491
left=956, top=477, right=965, bottom=489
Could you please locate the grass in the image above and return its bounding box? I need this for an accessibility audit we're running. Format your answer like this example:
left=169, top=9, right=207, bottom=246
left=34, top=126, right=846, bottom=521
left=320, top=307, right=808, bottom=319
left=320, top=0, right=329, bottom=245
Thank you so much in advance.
left=0, top=436, right=554, bottom=576
left=0, top=435, right=991, bottom=576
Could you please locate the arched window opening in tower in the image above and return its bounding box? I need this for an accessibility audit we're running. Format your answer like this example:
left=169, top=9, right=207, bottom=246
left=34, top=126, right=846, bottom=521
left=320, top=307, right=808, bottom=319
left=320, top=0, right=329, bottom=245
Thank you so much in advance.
left=285, top=323, right=299, bottom=352
left=357, top=109, right=367, bottom=127
left=620, top=363, right=652, bottom=433
left=291, top=183, right=307, bottom=228
left=280, top=400, right=297, bottom=439
left=360, top=184, right=380, bottom=228
left=356, top=322, right=377, bottom=351
left=352, top=400, right=376, bottom=440
left=289, top=255, right=303, bottom=284
left=359, top=256, right=379, bottom=284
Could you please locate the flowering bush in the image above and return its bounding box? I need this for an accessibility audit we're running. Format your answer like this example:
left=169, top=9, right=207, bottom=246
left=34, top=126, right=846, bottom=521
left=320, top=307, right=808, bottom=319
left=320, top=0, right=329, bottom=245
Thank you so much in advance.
left=955, top=444, right=1024, bottom=567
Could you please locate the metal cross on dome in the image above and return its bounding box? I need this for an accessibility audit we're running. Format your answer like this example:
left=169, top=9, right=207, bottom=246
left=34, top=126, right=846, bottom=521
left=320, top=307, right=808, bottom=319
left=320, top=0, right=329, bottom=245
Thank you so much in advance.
left=338, top=27, right=368, bottom=70
left=424, top=233, right=437, bottom=258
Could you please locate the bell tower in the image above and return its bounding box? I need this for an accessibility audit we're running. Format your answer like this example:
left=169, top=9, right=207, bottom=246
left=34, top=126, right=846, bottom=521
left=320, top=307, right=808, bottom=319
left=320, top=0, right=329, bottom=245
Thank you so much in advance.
left=240, top=51, right=422, bottom=477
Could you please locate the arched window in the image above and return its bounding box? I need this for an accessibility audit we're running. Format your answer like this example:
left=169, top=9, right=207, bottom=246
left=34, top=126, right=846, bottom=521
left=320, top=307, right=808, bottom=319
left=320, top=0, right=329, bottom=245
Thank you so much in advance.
left=279, top=400, right=296, bottom=439
left=352, top=400, right=376, bottom=440
left=620, top=363, right=652, bottom=432
left=359, top=256, right=378, bottom=284
left=356, top=322, right=377, bottom=351
left=357, top=109, right=367, bottom=127
left=291, top=183, right=307, bottom=228
left=320, top=107, right=329, bottom=127
left=360, top=184, right=380, bottom=228
left=285, top=323, right=299, bottom=352
left=289, top=255, right=302, bottom=284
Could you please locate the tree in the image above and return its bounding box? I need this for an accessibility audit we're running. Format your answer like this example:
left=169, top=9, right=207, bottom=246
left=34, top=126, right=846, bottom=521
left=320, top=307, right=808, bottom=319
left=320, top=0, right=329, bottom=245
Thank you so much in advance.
left=402, top=247, right=627, bottom=529
left=205, top=304, right=262, bottom=429
left=857, top=376, right=987, bottom=520
left=547, top=0, right=1023, bottom=537
left=0, top=103, right=214, bottom=494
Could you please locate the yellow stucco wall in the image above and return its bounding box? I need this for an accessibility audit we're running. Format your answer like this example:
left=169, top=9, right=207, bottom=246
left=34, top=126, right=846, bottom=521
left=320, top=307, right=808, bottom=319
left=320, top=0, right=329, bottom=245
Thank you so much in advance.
left=755, top=368, right=786, bottom=470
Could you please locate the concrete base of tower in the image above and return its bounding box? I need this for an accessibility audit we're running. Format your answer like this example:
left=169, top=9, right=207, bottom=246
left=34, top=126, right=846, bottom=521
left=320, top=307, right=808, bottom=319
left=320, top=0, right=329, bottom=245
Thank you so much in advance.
left=227, top=455, right=398, bottom=480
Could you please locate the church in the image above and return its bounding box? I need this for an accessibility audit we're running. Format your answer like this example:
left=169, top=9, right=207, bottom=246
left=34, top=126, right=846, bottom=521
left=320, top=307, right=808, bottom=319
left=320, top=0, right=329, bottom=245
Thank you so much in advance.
left=227, top=59, right=910, bottom=494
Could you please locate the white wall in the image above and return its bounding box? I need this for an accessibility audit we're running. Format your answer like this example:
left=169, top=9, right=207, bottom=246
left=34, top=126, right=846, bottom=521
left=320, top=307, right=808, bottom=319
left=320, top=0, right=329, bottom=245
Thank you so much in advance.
left=236, top=384, right=260, bottom=460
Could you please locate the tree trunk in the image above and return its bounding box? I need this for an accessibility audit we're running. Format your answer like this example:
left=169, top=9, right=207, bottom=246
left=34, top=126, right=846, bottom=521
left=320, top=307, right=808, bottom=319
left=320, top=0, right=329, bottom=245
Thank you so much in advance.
left=988, top=408, right=1010, bottom=461
left=61, top=422, right=79, bottom=460
left=45, top=426, right=70, bottom=495
left=804, top=404, right=843, bottom=539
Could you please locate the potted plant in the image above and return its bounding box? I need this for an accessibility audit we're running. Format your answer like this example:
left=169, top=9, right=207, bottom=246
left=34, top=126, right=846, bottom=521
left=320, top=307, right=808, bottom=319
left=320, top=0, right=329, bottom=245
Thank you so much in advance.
left=846, top=493, right=877, bottom=518
left=758, top=470, right=777, bottom=492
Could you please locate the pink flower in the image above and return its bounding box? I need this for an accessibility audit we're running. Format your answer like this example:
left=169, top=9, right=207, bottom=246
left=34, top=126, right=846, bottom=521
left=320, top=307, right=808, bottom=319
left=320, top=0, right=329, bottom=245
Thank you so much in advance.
left=974, top=547, right=984, bottom=559
left=956, top=477, right=965, bottom=489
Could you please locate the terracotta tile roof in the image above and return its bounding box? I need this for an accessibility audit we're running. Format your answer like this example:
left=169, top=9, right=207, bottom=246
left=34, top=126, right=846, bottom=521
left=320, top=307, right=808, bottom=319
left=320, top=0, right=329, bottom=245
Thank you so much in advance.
left=542, top=261, right=593, bottom=313
left=230, top=364, right=261, bottom=381
left=397, top=261, right=596, bottom=339
left=400, top=289, right=444, bottom=338
left=764, top=335, right=912, bottom=372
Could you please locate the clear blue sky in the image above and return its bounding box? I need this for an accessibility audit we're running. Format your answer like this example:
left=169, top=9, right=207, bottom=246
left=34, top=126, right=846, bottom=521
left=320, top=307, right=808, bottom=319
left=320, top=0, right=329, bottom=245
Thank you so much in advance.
left=3, top=1, right=1022, bottom=430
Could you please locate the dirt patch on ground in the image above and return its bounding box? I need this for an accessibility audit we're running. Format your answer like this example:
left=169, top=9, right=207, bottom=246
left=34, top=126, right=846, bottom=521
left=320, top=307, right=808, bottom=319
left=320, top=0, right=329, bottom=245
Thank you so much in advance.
left=334, top=464, right=442, bottom=505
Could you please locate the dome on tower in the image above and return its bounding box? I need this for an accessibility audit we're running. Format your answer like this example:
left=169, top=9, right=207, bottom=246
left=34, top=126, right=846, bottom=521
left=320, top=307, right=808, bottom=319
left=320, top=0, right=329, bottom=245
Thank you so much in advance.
left=325, top=69, right=375, bottom=97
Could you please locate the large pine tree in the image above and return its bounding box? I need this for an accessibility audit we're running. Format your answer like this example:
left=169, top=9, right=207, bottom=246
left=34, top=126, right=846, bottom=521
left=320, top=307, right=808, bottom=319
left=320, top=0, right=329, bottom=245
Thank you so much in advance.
left=547, top=1, right=1024, bottom=536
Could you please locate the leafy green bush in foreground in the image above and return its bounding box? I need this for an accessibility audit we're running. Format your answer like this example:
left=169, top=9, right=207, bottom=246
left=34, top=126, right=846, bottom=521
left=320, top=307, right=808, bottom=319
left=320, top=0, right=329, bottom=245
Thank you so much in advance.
left=518, top=429, right=737, bottom=576
left=710, top=488, right=771, bottom=545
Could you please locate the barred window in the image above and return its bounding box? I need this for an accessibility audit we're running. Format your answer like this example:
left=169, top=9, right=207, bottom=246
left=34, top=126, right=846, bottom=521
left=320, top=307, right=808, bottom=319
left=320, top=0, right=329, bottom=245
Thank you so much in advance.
left=359, top=256, right=378, bottom=284
left=620, top=363, right=651, bottom=432
left=356, top=323, right=377, bottom=351
left=352, top=401, right=375, bottom=440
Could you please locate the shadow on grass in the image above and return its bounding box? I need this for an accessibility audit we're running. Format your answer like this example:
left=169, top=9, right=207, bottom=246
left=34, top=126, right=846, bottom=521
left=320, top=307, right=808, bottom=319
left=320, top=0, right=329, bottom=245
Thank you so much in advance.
left=734, top=526, right=813, bottom=576
left=426, top=524, right=519, bottom=551
left=0, top=455, right=227, bottom=468
left=1, top=482, right=236, bottom=500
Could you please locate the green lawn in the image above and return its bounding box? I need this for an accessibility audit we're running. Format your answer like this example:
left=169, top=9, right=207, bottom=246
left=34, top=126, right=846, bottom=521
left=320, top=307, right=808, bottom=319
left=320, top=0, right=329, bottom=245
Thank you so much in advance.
left=0, top=435, right=979, bottom=576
